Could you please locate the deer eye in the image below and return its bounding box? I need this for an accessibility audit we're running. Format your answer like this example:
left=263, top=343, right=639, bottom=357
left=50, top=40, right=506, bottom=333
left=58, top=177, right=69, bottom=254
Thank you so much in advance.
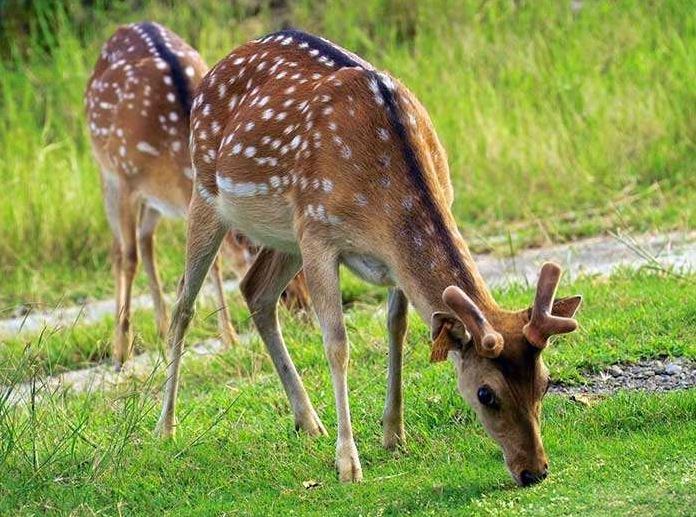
left=477, top=386, right=498, bottom=408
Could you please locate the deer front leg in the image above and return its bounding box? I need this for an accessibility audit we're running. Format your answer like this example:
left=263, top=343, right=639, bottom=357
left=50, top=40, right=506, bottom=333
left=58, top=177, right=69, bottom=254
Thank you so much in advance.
left=302, top=239, right=362, bottom=482
left=209, top=253, right=239, bottom=347
left=155, top=194, right=227, bottom=438
left=382, top=288, right=408, bottom=450
left=240, top=248, right=326, bottom=436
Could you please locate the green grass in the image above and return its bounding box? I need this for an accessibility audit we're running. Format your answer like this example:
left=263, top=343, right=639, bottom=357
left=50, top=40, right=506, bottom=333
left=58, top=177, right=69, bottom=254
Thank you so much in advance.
left=0, top=280, right=694, bottom=514
left=2, top=269, right=694, bottom=386
left=1, top=0, right=695, bottom=305
left=2, top=3, right=695, bottom=513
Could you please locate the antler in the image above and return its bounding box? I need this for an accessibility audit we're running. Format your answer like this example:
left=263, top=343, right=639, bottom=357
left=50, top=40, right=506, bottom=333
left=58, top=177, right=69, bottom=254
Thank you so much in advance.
left=523, top=262, right=578, bottom=349
left=442, top=286, right=504, bottom=358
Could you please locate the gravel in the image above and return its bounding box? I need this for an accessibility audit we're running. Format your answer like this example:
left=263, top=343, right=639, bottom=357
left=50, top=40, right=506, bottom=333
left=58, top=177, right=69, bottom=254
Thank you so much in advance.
left=550, top=357, right=696, bottom=395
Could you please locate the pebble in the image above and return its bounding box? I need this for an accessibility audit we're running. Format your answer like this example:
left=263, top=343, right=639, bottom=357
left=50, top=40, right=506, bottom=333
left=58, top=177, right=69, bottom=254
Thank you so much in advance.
left=549, top=358, right=695, bottom=396
left=608, top=365, right=623, bottom=377
left=664, top=363, right=682, bottom=376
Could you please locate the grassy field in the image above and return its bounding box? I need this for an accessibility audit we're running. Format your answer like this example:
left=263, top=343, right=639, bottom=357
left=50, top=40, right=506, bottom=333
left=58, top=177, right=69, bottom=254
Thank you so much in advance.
left=1, top=269, right=695, bottom=516
left=1, top=1, right=695, bottom=515
left=1, top=0, right=694, bottom=305
left=2, top=269, right=695, bottom=385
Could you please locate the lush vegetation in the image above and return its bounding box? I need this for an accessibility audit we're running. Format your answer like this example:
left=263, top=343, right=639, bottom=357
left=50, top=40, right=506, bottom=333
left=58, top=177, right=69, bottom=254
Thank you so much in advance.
left=1, top=269, right=695, bottom=516
left=1, top=1, right=694, bottom=515
left=1, top=0, right=694, bottom=305
left=2, top=269, right=695, bottom=385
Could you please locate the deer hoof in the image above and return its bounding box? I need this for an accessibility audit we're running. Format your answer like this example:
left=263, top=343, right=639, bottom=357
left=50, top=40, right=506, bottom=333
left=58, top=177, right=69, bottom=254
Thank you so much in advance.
left=382, top=427, right=406, bottom=450
left=154, top=415, right=177, bottom=439
left=336, top=441, right=363, bottom=483
left=295, top=411, right=328, bottom=437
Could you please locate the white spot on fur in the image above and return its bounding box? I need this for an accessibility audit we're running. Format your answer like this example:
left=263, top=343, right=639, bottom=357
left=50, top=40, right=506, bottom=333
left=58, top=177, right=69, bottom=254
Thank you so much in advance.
left=136, top=141, right=159, bottom=156
left=355, top=193, right=368, bottom=206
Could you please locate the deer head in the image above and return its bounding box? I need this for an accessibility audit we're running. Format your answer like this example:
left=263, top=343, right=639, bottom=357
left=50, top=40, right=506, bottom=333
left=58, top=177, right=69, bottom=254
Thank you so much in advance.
left=431, top=262, right=581, bottom=486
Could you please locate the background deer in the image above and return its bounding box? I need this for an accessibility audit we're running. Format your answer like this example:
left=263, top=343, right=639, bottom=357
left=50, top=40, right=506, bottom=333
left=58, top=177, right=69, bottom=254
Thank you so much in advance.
left=85, top=22, right=310, bottom=369
left=156, top=30, right=581, bottom=486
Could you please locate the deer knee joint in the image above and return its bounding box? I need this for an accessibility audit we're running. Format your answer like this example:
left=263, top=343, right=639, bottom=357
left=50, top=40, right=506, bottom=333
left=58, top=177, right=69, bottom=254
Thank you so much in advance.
left=323, top=327, right=349, bottom=366
left=122, top=248, right=138, bottom=274
left=173, top=297, right=196, bottom=325
left=241, top=280, right=273, bottom=315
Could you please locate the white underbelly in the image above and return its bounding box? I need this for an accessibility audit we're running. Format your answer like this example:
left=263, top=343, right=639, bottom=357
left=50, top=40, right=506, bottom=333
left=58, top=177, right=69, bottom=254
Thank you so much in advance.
left=145, top=195, right=187, bottom=219
left=216, top=194, right=298, bottom=252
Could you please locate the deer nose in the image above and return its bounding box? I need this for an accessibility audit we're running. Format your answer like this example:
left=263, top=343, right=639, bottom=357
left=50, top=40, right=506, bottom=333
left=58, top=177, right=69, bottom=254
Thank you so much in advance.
left=520, top=468, right=548, bottom=486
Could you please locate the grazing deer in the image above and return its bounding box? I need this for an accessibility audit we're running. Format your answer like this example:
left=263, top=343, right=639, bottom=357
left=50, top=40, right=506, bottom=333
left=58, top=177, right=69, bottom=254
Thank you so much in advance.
left=85, top=22, right=310, bottom=369
left=156, top=30, right=582, bottom=486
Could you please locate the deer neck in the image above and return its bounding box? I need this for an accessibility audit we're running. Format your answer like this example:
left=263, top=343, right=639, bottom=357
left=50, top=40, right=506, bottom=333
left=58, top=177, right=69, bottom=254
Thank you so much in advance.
left=385, top=209, right=499, bottom=326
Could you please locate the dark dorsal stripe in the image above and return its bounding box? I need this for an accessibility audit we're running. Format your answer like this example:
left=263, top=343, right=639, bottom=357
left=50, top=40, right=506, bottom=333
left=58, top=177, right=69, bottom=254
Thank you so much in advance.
left=367, top=70, right=476, bottom=292
left=265, top=29, right=372, bottom=70
left=139, top=22, right=192, bottom=119
left=260, top=30, right=474, bottom=291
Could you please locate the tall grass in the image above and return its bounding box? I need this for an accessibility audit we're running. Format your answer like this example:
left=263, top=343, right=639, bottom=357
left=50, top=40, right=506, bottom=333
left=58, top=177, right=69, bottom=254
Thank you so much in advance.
left=1, top=0, right=694, bottom=304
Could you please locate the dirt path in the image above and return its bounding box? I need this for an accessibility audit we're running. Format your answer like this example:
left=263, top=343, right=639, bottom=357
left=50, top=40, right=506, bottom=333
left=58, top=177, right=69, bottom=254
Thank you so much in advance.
left=2, top=231, right=694, bottom=340
left=2, top=231, right=694, bottom=406
left=2, top=337, right=236, bottom=407
left=0, top=280, right=238, bottom=339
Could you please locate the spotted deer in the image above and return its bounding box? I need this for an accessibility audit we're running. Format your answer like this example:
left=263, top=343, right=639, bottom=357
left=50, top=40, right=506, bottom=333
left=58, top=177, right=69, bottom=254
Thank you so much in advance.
left=155, top=30, right=582, bottom=486
left=85, top=22, right=310, bottom=369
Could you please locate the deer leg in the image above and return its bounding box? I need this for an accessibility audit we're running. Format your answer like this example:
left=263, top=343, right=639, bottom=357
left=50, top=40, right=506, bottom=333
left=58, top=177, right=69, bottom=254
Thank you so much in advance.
left=155, top=194, right=227, bottom=438
left=382, top=288, right=408, bottom=449
left=301, top=238, right=362, bottom=482
left=208, top=253, right=239, bottom=347
left=240, top=247, right=326, bottom=436
left=102, top=174, right=127, bottom=362
left=139, top=205, right=168, bottom=338
left=111, top=236, right=123, bottom=326
left=280, top=270, right=312, bottom=314
left=111, top=190, right=139, bottom=370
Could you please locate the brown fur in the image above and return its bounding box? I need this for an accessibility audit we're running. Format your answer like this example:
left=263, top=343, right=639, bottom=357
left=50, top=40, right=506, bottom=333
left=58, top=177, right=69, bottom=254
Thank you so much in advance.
left=156, top=30, right=582, bottom=485
left=85, top=23, right=309, bottom=368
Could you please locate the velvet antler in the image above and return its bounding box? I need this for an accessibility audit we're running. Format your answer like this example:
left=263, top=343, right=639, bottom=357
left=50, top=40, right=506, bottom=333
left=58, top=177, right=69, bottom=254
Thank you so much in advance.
left=523, top=262, right=579, bottom=349
left=442, top=286, right=504, bottom=358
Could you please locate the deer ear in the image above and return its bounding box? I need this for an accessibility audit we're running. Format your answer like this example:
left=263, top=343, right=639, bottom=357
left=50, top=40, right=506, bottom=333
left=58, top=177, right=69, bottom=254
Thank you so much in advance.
left=430, top=312, right=470, bottom=363
left=525, top=295, right=583, bottom=320
left=552, top=295, right=583, bottom=318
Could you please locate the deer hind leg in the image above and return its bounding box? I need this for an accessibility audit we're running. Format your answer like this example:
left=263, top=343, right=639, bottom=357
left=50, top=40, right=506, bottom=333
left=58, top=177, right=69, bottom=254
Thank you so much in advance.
left=382, top=288, right=408, bottom=450
left=138, top=205, right=168, bottom=338
left=208, top=253, right=239, bottom=347
left=110, top=236, right=123, bottom=327
left=114, top=196, right=139, bottom=370
left=155, top=194, right=227, bottom=438
left=240, top=247, right=326, bottom=437
left=103, top=175, right=124, bottom=360
left=301, top=236, right=362, bottom=482
left=103, top=175, right=139, bottom=370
